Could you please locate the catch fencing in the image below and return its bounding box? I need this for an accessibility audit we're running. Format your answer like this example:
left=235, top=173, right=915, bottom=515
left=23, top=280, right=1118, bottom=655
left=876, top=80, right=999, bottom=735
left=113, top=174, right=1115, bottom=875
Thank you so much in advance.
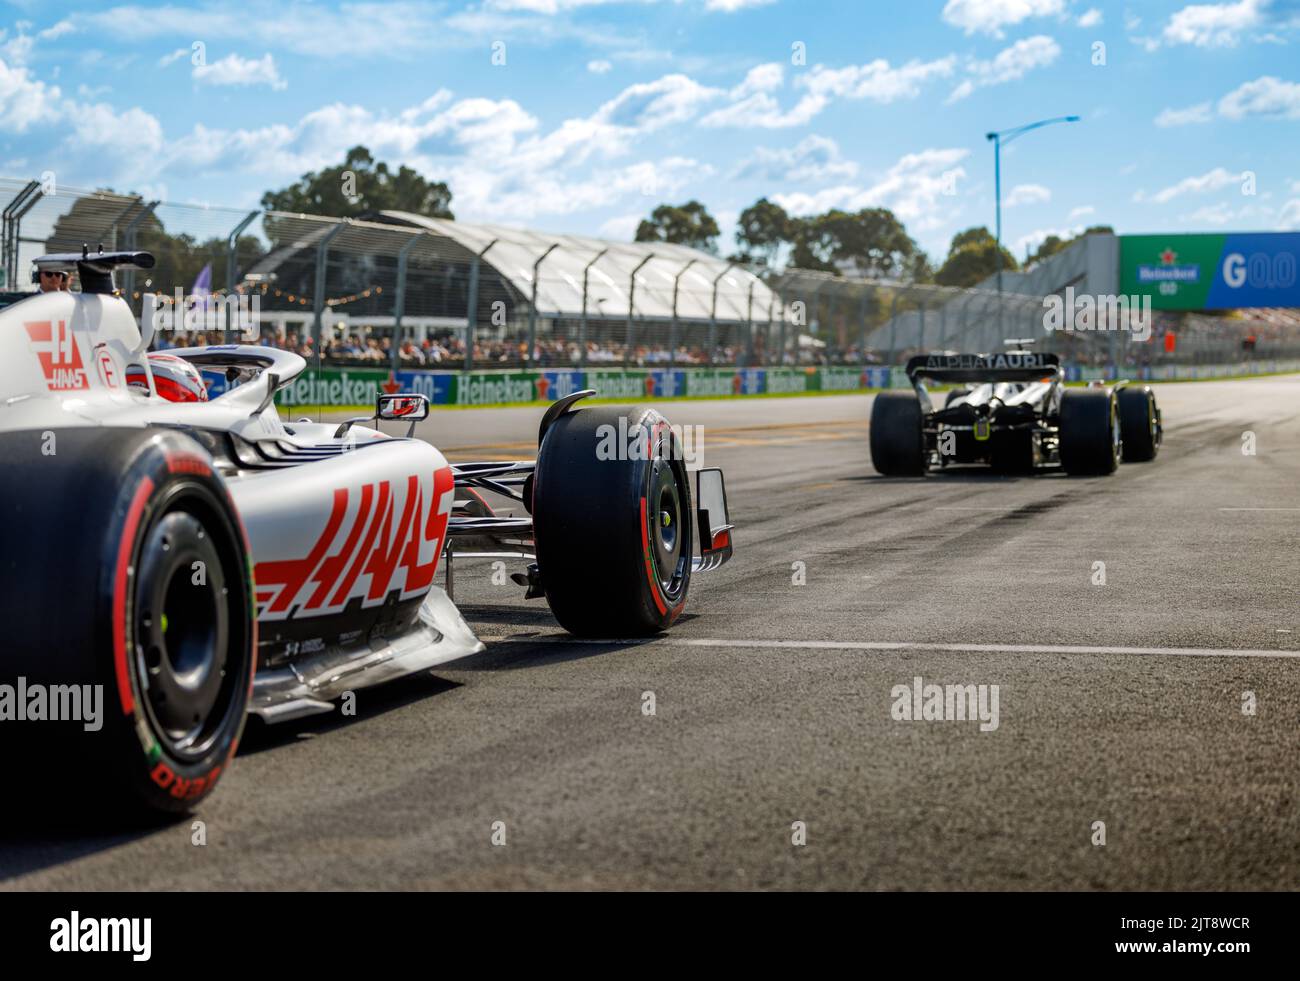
left=4, top=178, right=1299, bottom=379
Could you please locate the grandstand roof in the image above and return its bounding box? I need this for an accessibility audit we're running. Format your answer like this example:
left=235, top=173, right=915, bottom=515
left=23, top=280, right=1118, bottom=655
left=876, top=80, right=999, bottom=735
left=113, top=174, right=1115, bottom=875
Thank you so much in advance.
left=378, top=211, right=783, bottom=324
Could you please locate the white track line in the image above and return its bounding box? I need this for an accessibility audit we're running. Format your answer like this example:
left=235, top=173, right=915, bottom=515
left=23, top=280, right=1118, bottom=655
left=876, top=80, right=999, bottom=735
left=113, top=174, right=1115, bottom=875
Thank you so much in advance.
left=1219, top=507, right=1300, bottom=512
left=478, top=635, right=1300, bottom=660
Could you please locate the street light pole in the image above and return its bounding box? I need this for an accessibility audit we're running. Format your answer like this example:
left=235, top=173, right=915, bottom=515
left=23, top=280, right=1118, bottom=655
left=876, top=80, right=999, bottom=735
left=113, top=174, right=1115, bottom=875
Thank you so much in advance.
left=986, top=114, right=1080, bottom=338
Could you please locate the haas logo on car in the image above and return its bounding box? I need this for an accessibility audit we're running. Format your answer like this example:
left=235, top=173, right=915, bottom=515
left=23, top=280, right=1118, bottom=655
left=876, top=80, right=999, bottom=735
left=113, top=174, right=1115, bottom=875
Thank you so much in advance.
left=254, top=467, right=455, bottom=620
left=25, top=320, right=89, bottom=391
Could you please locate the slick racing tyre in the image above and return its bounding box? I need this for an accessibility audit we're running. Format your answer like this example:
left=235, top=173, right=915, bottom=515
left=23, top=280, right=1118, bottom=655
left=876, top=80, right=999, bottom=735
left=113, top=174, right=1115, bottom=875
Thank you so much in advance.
left=870, top=392, right=926, bottom=476
left=1117, top=385, right=1162, bottom=462
left=1059, top=389, right=1121, bottom=476
left=0, top=428, right=255, bottom=815
left=533, top=405, right=693, bottom=637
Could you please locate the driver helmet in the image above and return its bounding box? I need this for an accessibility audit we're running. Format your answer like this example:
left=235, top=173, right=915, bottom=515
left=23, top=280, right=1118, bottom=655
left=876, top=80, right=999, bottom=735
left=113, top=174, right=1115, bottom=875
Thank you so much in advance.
left=126, top=353, right=209, bottom=402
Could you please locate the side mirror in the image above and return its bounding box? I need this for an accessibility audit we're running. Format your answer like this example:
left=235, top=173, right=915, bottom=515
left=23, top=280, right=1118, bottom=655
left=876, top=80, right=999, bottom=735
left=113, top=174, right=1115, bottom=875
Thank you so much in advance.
left=695, top=468, right=733, bottom=568
left=376, top=392, right=430, bottom=437
left=377, top=392, right=430, bottom=422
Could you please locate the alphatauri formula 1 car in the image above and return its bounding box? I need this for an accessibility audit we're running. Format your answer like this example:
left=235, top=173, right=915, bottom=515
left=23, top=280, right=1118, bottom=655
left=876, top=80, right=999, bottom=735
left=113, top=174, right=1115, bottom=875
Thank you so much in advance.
left=0, top=250, right=733, bottom=813
left=870, top=346, right=1162, bottom=476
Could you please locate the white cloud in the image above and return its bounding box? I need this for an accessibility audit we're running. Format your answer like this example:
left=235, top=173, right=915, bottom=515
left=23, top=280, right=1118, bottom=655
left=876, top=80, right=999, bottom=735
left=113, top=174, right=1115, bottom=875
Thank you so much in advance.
left=942, top=0, right=1064, bottom=37
left=946, top=35, right=1061, bottom=103
left=1218, top=75, right=1300, bottom=119
left=1005, top=183, right=1051, bottom=207
left=732, top=62, right=784, bottom=97
left=595, top=73, right=722, bottom=131
left=732, top=135, right=858, bottom=182
left=802, top=56, right=957, bottom=103
left=158, top=47, right=189, bottom=67
left=0, top=56, right=62, bottom=132
left=1184, top=201, right=1239, bottom=224
left=772, top=147, right=969, bottom=232
left=705, top=0, right=776, bottom=10
left=1067, top=205, right=1096, bottom=219
left=1154, top=101, right=1214, bottom=126
left=89, top=3, right=445, bottom=59
left=1278, top=197, right=1300, bottom=228
left=1077, top=8, right=1103, bottom=27
left=587, top=59, right=612, bottom=74
left=0, top=21, right=68, bottom=65
left=701, top=56, right=954, bottom=129
left=1161, top=0, right=1267, bottom=47
left=193, top=53, right=287, bottom=90
left=698, top=90, right=824, bottom=128
left=1143, top=166, right=1244, bottom=203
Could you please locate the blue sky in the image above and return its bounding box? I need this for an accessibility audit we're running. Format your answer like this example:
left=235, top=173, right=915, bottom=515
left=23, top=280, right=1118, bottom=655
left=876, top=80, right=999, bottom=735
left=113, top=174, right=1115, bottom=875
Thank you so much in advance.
left=2, top=0, right=1299, bottom=263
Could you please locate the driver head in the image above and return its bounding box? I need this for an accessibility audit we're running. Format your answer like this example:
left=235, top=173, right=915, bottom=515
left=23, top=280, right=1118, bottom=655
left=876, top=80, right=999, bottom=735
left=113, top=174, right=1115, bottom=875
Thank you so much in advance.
left=127, top=353, right=209, bottom=402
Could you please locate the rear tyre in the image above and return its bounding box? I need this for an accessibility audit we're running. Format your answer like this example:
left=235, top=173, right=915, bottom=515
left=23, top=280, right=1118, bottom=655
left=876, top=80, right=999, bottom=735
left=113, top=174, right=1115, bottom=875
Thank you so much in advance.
left=870, top=392, right=926, bottom=476
left=1059, top=389, right=1121, bottom=476
left=0, top=428, right=255, bottom=815
left=1117, top=386, right=1161, bottom=462
left=533, top=405, right=693, bottom=637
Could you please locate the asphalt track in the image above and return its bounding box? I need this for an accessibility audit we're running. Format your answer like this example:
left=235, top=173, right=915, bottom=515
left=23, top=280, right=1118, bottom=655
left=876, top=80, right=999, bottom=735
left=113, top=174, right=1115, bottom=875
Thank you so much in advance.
left=3, top=376, right=1298, bottom=890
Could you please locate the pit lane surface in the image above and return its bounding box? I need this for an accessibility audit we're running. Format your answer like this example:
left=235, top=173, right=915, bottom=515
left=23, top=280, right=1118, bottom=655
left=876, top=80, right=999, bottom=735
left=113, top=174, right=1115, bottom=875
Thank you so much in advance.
left=3, top=377, right=1298, bottom=890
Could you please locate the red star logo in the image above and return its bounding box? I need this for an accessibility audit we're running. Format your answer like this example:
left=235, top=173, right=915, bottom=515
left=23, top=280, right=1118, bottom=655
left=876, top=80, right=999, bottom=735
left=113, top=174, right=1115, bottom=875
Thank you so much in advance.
left=382, top=372, right=401, bottom=394
left=1159, top=248, right=1177, bottom=265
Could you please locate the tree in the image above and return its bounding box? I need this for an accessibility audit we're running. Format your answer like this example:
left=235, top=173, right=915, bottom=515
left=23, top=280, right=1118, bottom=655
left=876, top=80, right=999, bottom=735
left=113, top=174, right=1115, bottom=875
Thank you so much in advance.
left=935, top=226, right=1018, bottom=288
left=789, top=208, right=921, bottom=279
left=260, top=145, right=453, bottom=220
left=736, top=197, right=791, bottom=267
left=634, top=201, right=720, bottom=252
left=1026, top=224, right=1116, bottom=266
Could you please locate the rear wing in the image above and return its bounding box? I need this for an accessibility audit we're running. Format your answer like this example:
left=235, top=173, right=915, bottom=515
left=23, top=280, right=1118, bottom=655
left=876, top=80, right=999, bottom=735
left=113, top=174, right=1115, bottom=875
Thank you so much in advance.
left=34, top=249, right=155, bottom=295
left=906, top=351, right=1061, bottom=384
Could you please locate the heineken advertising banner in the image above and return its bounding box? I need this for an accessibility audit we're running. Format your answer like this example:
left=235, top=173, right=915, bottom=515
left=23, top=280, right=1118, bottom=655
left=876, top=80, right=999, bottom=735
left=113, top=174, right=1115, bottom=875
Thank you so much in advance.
left=1120, top=233, right=1300, bottom=310
left=198, top=361, right=1294, bottom=407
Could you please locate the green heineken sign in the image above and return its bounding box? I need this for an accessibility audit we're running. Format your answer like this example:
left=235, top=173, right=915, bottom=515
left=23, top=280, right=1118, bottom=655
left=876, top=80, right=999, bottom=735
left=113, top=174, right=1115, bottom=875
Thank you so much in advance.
left=1120, top=233, right=1300, bottom=310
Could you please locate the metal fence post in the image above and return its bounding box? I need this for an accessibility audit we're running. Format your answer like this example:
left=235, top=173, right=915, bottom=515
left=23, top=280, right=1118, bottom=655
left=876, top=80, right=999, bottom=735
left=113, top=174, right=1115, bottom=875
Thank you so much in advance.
left=858, top=287, right=871, bottom=367
left=766, top=293, right=778, bottom=367
left=917, top=300, right=927, bottom=352
left=2, top=180, right=41, bottom=287
left=312, top=220, right=349, bottom=354
left=580, top=248, right=608, bottom=369
left=802, top=279, right=826, bottom=367
left=708, top=263, right=735, bottom=369
left=121, top=200, right=159, bottom=311
left=744, top=280, right=756, bottom=367
left=625, top=253, right=655, bottom=367
left=527, top=243, right=560, bottom=369
left=669, top=258, right=699, bottom=367
left=226, top=210, right=259, bottom=294
left=887, top=290, right=902, bottom=360
left=776, top=287, right=788, bottom=367
left=391, top=232, right=426, bottom=376
left=465, top=239, right=498, bottom=373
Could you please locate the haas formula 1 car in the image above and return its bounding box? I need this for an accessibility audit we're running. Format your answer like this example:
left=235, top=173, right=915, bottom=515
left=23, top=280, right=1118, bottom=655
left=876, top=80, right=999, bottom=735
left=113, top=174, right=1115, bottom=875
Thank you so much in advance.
left=870, top=346, right=1162, bottom=476
left=0, top=250, right=733, bottom=813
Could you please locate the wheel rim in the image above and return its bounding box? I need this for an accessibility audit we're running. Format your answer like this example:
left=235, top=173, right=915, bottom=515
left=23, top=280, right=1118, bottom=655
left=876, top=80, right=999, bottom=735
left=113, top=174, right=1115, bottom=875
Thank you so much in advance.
left=1111, top=399, right=1122, bottom=464
left=647, top=429, right=690, bottom=600
left=133, top=491, right=244, bottom=761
